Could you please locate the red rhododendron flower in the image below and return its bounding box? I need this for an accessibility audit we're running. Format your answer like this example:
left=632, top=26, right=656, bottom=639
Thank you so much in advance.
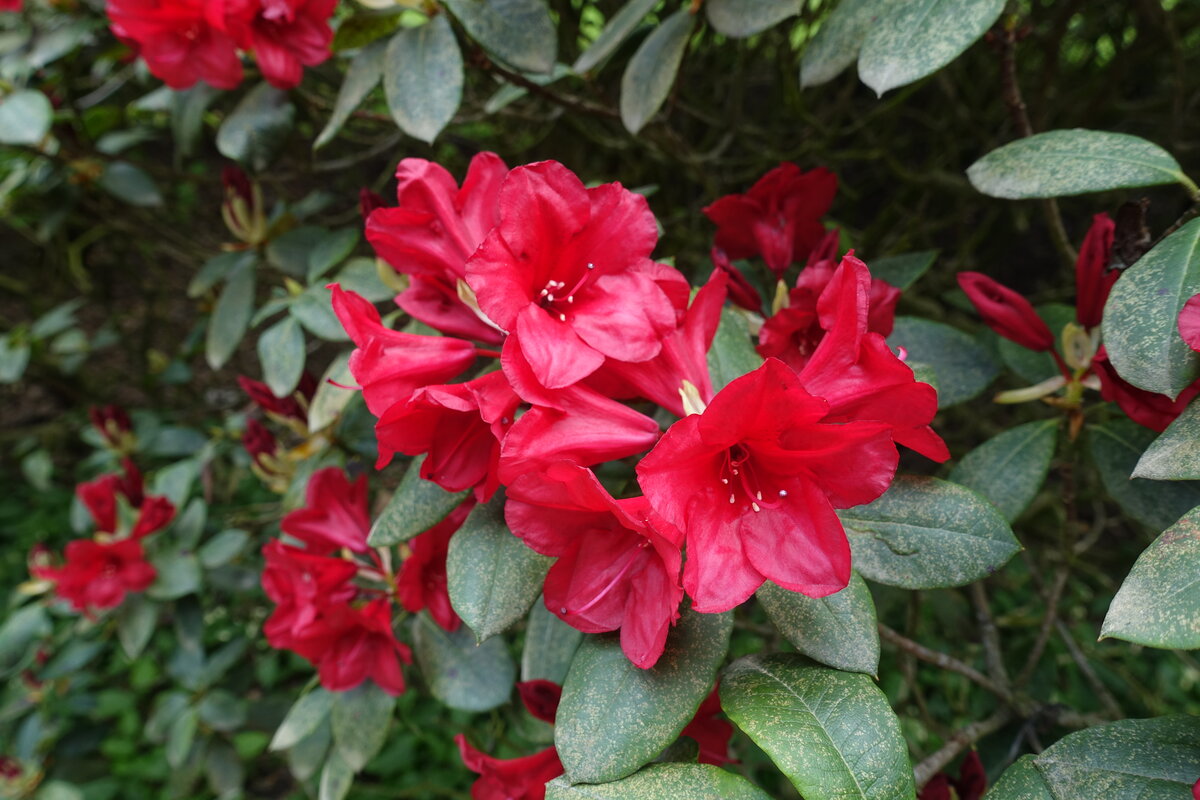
left=1092, top=347, right=1200, bottom=432
left=131, top=495, right=177, bottom=539
left=455, top=735, right=563, bottom=800
left=313, top=598, right=412, bottom=696
left=222, top=0, right=337, bottom=90
left=238, top=373, right=316, bottom=423
left=710, top=248, right=762, bottom=312
left=958, top=271, right=1055, bottom=352
left=396, top=499, right=475, bottom=631
left=261, top=540, right=358, bottom=651
left=506, top=463, right=683, bottom=668
left=328, top=284, right=478, bottom=418
left=702, top=164, right=837, bottom=278
left=1179, top=293, right=1200, bottom=353
left=32, top=538, right=156, bottom=614
left=637, top=358, right=897, bottom=613
left=466, top=160, right=679, bottom=389
left=374, top=371, right=520, bottom=501
left=77, top=474, right=122, bottom=534
left=1075, top=213, right=1117, bottom=329
left=0, top=1, right=22, bottom=11
left=76, top=463, right=175, bottom=538
left=680, top=686, right=734, bottom=766
left=515, top=680, right=561, bottom=724
left=106, top=0, right=243, bottom=89
left=919, top=751, right=986, bottom=800
left=1193, top=776, right=1200, bottom=800
left=280, top=467, right=371, bottom=554
left=88, top=404, right=133, bottom=448
left=243, top=417, right=280, bottom=469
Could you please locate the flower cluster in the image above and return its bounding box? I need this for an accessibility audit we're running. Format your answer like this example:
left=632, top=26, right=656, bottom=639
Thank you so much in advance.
left=332, top=154, right=945, bottom=672
left=105, top=0, right=336, bottom=90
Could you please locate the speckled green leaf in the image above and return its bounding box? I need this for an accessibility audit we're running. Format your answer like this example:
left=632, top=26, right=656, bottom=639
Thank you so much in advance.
left=215, top=83, right=294, bottom=171
left=721, top=654, right=916, bottom=800
left=98, top=162, right=163, bottom=207
left=888, top=317, right=998, bottom=408
left=706, top=0, right=799, bottom=38
left=205, top=258, right=256, bottom=370
left=997, top=303, right=1076, bottom=384
left=522, top=599, right=584, bottom=684
left=1088, top=420, right=1200, bottom=531
left=841, top=476, right=1021, bottom=589
left=411, top=613, right=515, bottom=712
left=1103, top=217, right=1200, bottom=399
left=330, top=681, right=394, bottom=771
left=983, top=755, right=1054, bottom=800
left=556, top=608, right=732, bottom=784
left=619, top=9, right=693, bottom=135
left=0, top=89, right=53, bottom=145
left=331, top=10, right=405, bottom=52
left=949, top=420, right=1058, bottom=522
left=757, top=573, right=879, bottom=675
left=447, top=494, right=550, bottom=643
left=117, top=595, right=159, bottom=660
left=318, top=752, right=353, bottom=800
left=708, top=307, right=763, bottom=393
left=572, top=0, right=659, bottom=74
left=546, top=763, right=772, bottom=799
left=1023, top=716, right=1200, bottom=799
left=270, top=689, right=333, bottom=752
left=799, top=0, right=879, bottom=87
left=1135, top=400, right=1200, bottom=480
left=368, top=456, right=469, bottom=547
left=308, top=352, right=355, bottom=433
left=858, top=0, right=1003, bottom=96
left=443, top=0, right=556, bottom=74
left=0, top=604, right=51, bottom=679
left=258, top=315, right=306, bottom=398
left=1103, top=506, right=1200, bottom=649
left=968, top=129, right=1192, bottom=199
left=383, top=15, right=462, bottom=145
left=868, top=250, right=937, bottom=291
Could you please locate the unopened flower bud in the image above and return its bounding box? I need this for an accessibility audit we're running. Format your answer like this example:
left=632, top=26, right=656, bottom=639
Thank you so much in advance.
left=221, top=166, right=267, bottom=245
left=958, top=272, right=1054, bottom=352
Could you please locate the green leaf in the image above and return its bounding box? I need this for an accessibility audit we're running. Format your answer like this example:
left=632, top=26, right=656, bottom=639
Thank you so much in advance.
left=216, top=82, right=295, bottom=172
left=205, top=740, right=245, bottom=799
left=411, top=613, right=516, bottom=712
left=968, top=129, right=1192, bottom=199
left=0, top=604, right=51, bottom=678
left=443, top=0, right=556, bottom=74
left=291, top=286, right=350, bottom=341
left=308, top=229, right=362, bottom=283
left=197, top=689, right=248, bottom=732
left=258, top=315, right=306, bottom=398
left=97, top=162, right=163, bottom=207
left=331, top=10, right=406, bottom=52
left=30, top=299, right=83, bottom=340
left=117, top=596, right=159, bottom=660
left=1103, top=506, right=1200, bottom=649
left=757, top=573, right=879, bottom=675
left=288, top=721, right=331, bottom=781
left=270, top=689, right=334, bottom=752
left=858, top=0, right=1003, bottom=96
left=721, top=654, right=915, bottom=800
left=556, top=608, right=733, bottom=784
left=799, top=0, right=879, bottom=88
left=268, top=226, right=329, bottom=276
left=521, top=598, right=584, bottom=684
left=447, top=494, right=551, bottom=642
left=368, top=456, right=470, bottom=546
left=318, top=751, right=355, bottom=800
left=706, top=0, right=799, bottom=38
left=383, top=16, right=463, bottom=145
left=166, top=706, right=199, bottom=769
left=309, top=351, right=356, bottom=433
left=888, top=317, right=999, bottom=408
left=171, top=84, right=220, bottom=159
left=35, top=782, right=84, bottom=800
left=189, top=251, right=256, bottom=299
left=572, top=0, right=659, bottom=74
left=316, top=43, right=384, bottom=150
left=1135, top=400, right=1200, bottom=480
left=148, top=550, right=202, bottom=600
left=619, top=9, right=693, bottom=135
left=1088, top=420, right=1200, bottom=531
left=868, top=250, right=938, bottom=291
left=986, top=716, right=1200, bottom=800
left=206, top=258, right=256, bottom=370
left=331, top=681, right=395, bottom=771
left=707, top=307, right=763, bottom=393
left=0, top=89, right=53, bottom=145
left=1103, top=217, right=1200, bottom=399
left=546, top=763, right=772, bottom=799
left=949, top=420, right=1058, bottom=522
left=198, top=529, right=250, bottom=568
left=0, top=336, right=31, bottom=383
left=841, top=475, right=1022, bottom=589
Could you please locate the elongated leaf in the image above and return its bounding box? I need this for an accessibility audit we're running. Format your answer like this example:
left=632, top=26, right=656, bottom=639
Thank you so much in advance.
left=117, top=596, right=159, bottom=659
left=383, top=16, right=463, bottom=144
left=757, top=573, right=879, bottom=675
left=368, top=456, right=469, bottom=546
left=707, top=307, right=763, bottom=393
left=721, top=654, right=915, bottom=800
left=949, top=420, right=1058, bottom=522
left=1135, top=400, right=1200, bottom=480
left=271, top=689, right=334, bottom=752
left=308, top=229, right=361, bottom=283
left=206, top=258, right=256, bottom=370
left=171, top=83, right=220, bottom=159
left=257, top=315, right=306, bottom=398
left=858, top=0, right=1003, bottom=96
left=331, top=681, right=395, bottom=771
left=572, top=0, right=660, bottom=74
left=983, top=756, right=1053, bottom=800
left=706, top=0, right=799, bottom=39
left=1103, top=217, right=1200, bottom=399
left=546, top=763, right=772, bottom=799
left=0, top=89, right=53, bottom=145
left=1088, top=420, right=1200, bottom=531
left=868, top=250, right=937, bottom=291
left=216, top=83, right=295, bottom=171
left=166, top=707, right=199, bottom=769
left=521, top=598, right=584, bottom=684
left=411, top=613, right=515, bottom=712
left=841, top=476, right=1021, bottom=589
left=319, top=752, right=354, bottom=800
left=291, top=286, right=350, bottom=341
left=443, top=0, right=556, bottom=74
left=308, top=352, right=356, bottom=433
left=331, top=10, right=406, bottom=52
left=316, top=41, right=385, bottom=149
left=190, top=251, right=256, bottom=299
left=799, top=0, right=879, bottom=88
left=619, top=9, right=693, bottom=135
left=198, top=529, right=249, bottom=568
left=1103, top=506, right=1200, bottom=649
left=556, top=608, right=732, bottom=784
left=447, top=495, right=551, bottom=642
left=968, top=129, right=1192, bottom=200
left=98, top=162, right=163, bottom=207
left=0, top=336, right=30, bottom=384
left=888, top=317, right=998, bottom=408
left=0, top=604, right=51, bottom=678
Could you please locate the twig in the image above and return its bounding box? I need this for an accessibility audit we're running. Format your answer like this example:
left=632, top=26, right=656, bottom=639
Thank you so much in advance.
left=1055, top=619, right=1123, bottom=719
left=473, top=50, right=620, bottom=121
left=1017, top=564, right=1069, bottom=686
left=969, top=582, right=1012, bottom=689
left=878, top=624, right=1010, bottom=700
left=913, top=709, right=1014, bottom=789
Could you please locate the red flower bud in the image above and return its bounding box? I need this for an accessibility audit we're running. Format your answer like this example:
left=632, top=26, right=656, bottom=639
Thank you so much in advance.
left=958, top=272, right=1054, bottom=351
left=516, top=680, right=562, bottom=724
left=710, top=248, right=763, bottom=312
left=1075, top=213, right=1117, bottom=329
left=88, top=404, right=133, bottom=449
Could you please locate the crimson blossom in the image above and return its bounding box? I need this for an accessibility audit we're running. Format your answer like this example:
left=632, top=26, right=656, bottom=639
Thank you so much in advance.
left=31, top=539, right=156, bottom=615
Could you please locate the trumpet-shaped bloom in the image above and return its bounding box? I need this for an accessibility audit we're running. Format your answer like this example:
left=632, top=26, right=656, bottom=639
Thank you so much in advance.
left=107, top=0, right=244, bottom=89
left=280, top=467, right=371, bottom=554
left=32, top=539, right=156, bottom=614
left=312, top=598, right=412, bottom=696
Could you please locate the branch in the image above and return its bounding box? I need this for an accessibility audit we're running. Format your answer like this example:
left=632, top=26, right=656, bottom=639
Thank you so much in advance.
left=878, top=624, right=1011, bottom=700
left=913, top=709, right=1014, bottom=789
left=472, top=49, right=621, bottom=121
left=969, top=582, right=1012, bottom=689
